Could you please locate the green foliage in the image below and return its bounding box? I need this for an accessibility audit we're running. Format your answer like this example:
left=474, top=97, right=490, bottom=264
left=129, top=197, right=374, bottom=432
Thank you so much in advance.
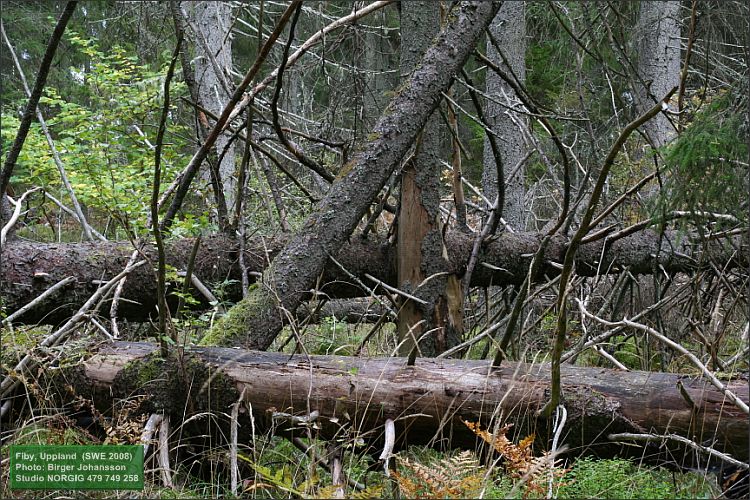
left=393, top=447, right=718, bottom=499
left=554, top=457, right=716, bottom=499
left=313, top=316, right=354, bottom=355
left=1, top=30, right=192, bottom=238
left=238, top=453, right=306, bottom=497
left=233, top=436, right=376, bottom=498
left=0, top=326, right=51, bottom=367
left=526, top=42, right=570, bottom=105
left=11, top=420, right=95, bottom=446
left=611, top=335, right=649, bottom=370
left=525, top=3, right=573, bottom=106
left=462, top=113, right=486, bottom=183
left=655, top=90, right=748, bottom=223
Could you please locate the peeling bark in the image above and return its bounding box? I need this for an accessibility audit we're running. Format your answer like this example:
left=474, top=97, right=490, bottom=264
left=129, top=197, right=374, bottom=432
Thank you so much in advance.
left=51, top=341, right=750, bottom=467
left=397, top=1, right=461, bottom=357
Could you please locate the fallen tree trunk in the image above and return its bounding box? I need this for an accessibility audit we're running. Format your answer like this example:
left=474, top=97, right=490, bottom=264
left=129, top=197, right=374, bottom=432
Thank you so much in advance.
left=50, top=341, right=748, bottom=468
left=1, top=230, right=744, bottom=324
left=295, top=298, right=393, bottom=323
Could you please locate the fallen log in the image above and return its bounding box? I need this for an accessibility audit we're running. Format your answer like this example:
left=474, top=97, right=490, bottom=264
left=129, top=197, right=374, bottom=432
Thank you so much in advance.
left=295, top=298, right=393, bottom=323
left=46, top=341, right=749, bottom=468
left=1, top=230, right=744, bottom=324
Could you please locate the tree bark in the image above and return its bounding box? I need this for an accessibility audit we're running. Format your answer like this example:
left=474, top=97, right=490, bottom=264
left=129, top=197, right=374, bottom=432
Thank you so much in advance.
left=1, top=230, right=745, bottom=325
left=201, top=2, right=501, bottom=351
left=183, top=1, right=237, bottom=223
left=634, top=1, right=681, bottom=149
left=483, top=1, right=528, bottom=231
left=53, top=341, right=749, bottom=467
left=396, top=1, right=462, bottom=357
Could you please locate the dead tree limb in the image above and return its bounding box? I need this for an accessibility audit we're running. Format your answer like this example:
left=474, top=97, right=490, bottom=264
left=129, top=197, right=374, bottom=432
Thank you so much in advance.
left=1, top=230, right=745, bottom=325
left=45, top=341, right=750, bottom=468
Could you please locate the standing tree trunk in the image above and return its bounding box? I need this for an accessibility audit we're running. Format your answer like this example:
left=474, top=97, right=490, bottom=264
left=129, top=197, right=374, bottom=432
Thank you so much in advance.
left=482, top=2, right=528, bottom=231
left=634, top=1, right=681, bottom=149
left=396, top=2, right=464, bottom=357
left=362, top=8, right=397, bottom=133
left=630, top=1, right=682, bottom=340
left=184, top=1, right=237, bottom=225
left=202, top=2, right=502, bottom=351
left=479, top=3, right=528, bottom=342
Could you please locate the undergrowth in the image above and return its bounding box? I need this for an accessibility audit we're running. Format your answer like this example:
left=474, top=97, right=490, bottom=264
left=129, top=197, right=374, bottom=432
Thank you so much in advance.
left=0, top=316, right=733, bottom=499
left=0, top=393, right=723, bottom=499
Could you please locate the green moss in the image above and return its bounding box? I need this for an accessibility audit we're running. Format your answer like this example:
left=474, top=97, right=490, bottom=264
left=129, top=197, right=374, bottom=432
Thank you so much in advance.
left=0, top=325, right=50, bottom=367
left=554, top=457, right=715, bottom=499
left=57, top=333, right=99, bottom=368
left=187, top=358, right=240, bottom=412
left=335, top=159, right=357, bottom=180
left=106, top=347, right=242, bottom=424
left=12, top=421, right=94, bottom=445
left=199, top=283, right=270, bottom=347
left=132, top=356, right=165, bottom=387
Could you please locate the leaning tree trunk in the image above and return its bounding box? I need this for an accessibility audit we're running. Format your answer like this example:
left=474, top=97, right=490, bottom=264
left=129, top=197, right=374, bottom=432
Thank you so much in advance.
left=1, top=230, right=745, bottom=325
left=396, top=1, right=462, bottom=357
left=202, top=2, right=502, bottom=351
left=52, top=341, right=749, bottom=468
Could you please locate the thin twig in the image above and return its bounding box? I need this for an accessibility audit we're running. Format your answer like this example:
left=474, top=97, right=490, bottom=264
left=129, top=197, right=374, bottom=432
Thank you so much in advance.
left=577, top=299, right=748, bottom=415
left=161, top=1, right=302, bottom=231
left=230, top=389, right=244, bottom=496
left=141, top=413, right=164, bottom=457
left=608, top=432, right=748, bottom=470
left=0, top=260, right=146, bottom=397
left=2, top=276, right=76, bottom=325
left=158, top=416, right=173, bottom=488
left=110, top=249, right=140, bottom=339
left=1, top=188, right=40, bottom=247
left=228, top=1, right=393, bottom=123
left=364, top=274, right=428, bottom=305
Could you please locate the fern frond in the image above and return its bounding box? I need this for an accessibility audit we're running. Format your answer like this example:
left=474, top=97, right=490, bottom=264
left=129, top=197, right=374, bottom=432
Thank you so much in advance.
left=394, top=450, right=485, bottom=498
left=350, top=484, right=384, bottom=499
left=446, top=449, right=481, bottom=476
left=392, top=468, right=423, bottom=498
left=315, top=484, right=344, bottom=498
left=463, top=420, right=534, bottom=477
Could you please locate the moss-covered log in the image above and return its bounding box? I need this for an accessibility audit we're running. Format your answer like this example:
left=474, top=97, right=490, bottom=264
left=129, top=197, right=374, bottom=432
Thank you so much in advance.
left=49, top=341, right=749, bottom=469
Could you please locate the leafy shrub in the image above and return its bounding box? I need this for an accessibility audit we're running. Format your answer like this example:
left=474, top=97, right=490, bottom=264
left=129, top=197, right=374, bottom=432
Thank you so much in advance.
left=1, top=30, right=192, bottom=238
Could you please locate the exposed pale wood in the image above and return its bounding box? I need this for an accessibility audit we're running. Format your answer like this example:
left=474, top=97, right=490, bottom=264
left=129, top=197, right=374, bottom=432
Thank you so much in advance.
left=55, top=341, right=750, bottom=469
